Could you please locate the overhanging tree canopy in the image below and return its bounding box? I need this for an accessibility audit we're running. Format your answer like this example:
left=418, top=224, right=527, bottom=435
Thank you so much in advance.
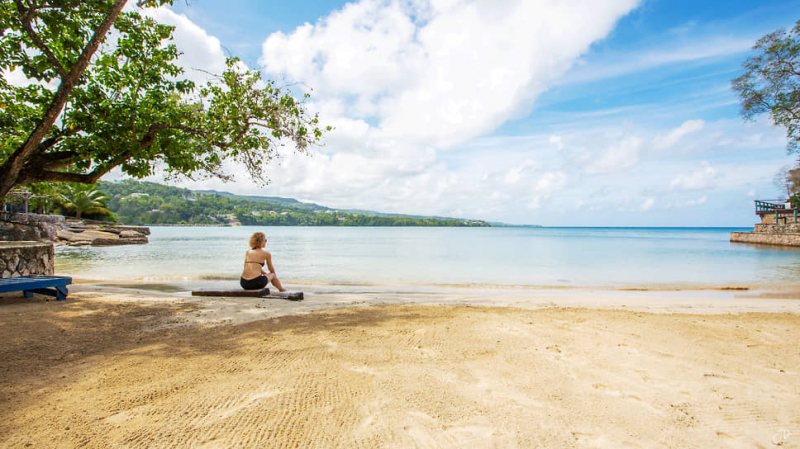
left=0, top=0, right=327, bottom=200
left=732, top=20, right=800, bottom=155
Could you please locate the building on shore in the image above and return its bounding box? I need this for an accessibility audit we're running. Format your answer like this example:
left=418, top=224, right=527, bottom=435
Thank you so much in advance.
left=730, top=200, right=800, bottom=247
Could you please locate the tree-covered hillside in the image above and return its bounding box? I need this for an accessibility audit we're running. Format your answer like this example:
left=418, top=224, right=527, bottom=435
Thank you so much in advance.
left=98, top=180, right=490, bottom=227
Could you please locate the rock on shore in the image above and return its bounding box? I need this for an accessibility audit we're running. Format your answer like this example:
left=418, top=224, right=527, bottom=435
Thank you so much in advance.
left=56, top=224, right=149, bottom=246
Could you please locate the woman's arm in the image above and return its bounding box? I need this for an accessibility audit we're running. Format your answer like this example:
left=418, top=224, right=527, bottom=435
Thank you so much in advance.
left=265, top=251, right=277, bottom=274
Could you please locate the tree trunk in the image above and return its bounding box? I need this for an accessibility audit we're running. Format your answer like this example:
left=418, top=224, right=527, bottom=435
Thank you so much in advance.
left=0, top=0, right=129, bottom=200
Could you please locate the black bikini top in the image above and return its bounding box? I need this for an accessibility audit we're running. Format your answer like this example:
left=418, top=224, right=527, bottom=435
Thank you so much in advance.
left=245, top=260, right=264, bottom=267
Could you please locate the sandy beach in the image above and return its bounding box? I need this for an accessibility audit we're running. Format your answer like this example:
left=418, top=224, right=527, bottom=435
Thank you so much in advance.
left=1, top=286, right=799, bottom=448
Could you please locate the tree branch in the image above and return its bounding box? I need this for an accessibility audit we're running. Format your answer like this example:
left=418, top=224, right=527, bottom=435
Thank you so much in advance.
left=13, top=0, right=68, bottom=79
left=167, top=123, right=235, bottom=149
left=29, top=151, right=80, bottom=170
left=0, top=0, right=128, bottom=199
left=18, top=168, right=109, bottom=184
left=34, top=125, right=82, bottom=153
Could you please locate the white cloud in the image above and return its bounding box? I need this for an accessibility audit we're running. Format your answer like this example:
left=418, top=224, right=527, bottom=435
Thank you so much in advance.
left=504, top=159, right=539, bottom=185
left=653, top=119, right=705, bottom=151
left=687, top=195, right=708, bottom=206
left=669, top=161, right=719, bottom=191
left=135, top=108, right=791, bottom=225
left=554, top=128, right=645, bottom=175
left=527, top=171, right=568, bottom=210
left=664, top=195, right=708, bottom=209
left=140, top=6, right=228, bottom=85
left=243, top=0, right=642, bottom=218
left=549, top=135, right=564, bottom=150
left=99, top=2, right=792, bottom=227
left=261, top=0, right=640, bottom=148
left=585, top=136, right=643, bottom=174
left=535, top=171, right=568, bottom=193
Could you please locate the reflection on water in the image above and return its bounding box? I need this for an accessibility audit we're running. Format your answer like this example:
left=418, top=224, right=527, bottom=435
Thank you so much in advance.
left=55, top=226, right=800, bottom=292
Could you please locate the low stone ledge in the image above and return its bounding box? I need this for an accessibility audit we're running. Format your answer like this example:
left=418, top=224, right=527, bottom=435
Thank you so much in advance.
left=754, top=223, right=800, bottom=234
left=730, top=232, right=800, bottom=247
left=0, top=241, right=54, bottom=278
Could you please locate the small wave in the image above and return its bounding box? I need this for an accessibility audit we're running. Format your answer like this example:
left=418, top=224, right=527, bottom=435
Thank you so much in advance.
left=100, top=283, right=189, bottom=293
left=198, top=275, right=239, bottom=281
left=286, top=278, right=385, bottom=287
left=123, top=275, right=239, bottom=281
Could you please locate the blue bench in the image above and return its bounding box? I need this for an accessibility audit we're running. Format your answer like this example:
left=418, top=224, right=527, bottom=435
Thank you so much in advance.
left=0, top=275, right=73, bottom=301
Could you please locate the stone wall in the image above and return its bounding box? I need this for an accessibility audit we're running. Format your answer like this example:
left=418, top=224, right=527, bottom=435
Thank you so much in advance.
left=754, top=223, right=800, bottom=233
left=731, top=219, right=800, bottom=247
left=730, top=231, right=800, bottom=247
left=0, top=221, right=61, bottom=242
left=0, top=241, right=54, bottom=278
left=0, top=213, right=65, bottom=223
left=758, top=212, right=800, bottom=225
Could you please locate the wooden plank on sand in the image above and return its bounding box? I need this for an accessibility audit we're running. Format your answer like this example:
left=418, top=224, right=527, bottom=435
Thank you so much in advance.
left=191, top=289, right=304, bottom=301
left=269, top=291, right=304, bottom=301
left=192, top=288, right=270, bottom=297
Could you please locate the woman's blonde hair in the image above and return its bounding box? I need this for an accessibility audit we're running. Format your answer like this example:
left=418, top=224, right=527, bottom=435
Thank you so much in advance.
left=249, top=232, right=266, bottom=249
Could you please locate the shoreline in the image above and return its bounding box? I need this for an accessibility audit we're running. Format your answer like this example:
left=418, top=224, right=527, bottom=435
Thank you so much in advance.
left=63, top=274, right=798, bottom=292
left=1, top=288, right=798, bottom=448
left=62, top=282, right=800, bottom=329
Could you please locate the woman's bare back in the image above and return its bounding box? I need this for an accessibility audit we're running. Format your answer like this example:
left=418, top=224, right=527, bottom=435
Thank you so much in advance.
left=242, top=248, right=270, bottom=280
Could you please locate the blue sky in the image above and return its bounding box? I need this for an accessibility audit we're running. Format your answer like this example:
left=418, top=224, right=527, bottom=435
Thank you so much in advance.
left=139, top=0, right=800, bottom=226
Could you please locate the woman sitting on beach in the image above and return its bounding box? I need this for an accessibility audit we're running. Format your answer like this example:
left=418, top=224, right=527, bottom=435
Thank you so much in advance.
left=241, top=232, right=287, bottom=292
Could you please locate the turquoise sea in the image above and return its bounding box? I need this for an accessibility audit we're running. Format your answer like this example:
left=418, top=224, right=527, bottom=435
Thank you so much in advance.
left=54, top=226, right=800, bottom=293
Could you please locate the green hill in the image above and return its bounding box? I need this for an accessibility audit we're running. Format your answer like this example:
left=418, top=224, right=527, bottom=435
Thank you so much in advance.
left=98, top=180, right=490, bottom=227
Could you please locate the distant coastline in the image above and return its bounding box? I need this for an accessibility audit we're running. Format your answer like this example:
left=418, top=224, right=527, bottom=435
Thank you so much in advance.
left=98, top=180, right=492, bottom=228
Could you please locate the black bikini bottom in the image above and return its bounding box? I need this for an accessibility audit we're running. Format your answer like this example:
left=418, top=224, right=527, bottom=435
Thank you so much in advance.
left=240, top=275, right=268, bottom=290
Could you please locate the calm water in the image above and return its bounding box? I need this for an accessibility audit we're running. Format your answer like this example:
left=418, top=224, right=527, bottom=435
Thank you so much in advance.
left=54, top=226, right=800, bottom=291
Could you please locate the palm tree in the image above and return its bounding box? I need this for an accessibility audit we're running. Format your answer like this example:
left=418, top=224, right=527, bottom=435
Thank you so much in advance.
left=57, top=183, right=112, bottom=219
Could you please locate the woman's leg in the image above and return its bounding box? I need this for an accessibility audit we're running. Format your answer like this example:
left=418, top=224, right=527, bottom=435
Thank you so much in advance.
left=266, top=273, right=287, bottom=292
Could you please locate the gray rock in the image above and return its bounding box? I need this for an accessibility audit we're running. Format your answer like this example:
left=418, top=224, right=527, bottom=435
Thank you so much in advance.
left=7, top=255, right=18, bottom=272
left=56, top=229, right=80, bottom=241
left=91, top=238, right=122, bottom=246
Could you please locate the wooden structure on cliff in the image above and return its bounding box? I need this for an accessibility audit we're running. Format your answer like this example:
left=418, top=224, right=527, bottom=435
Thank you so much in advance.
left=755, top=199, right=799, bottom=224
left=730, top=199, right=800, bottom=247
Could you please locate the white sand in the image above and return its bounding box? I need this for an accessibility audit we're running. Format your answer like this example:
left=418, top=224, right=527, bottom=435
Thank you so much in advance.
left=68, top=283, right=800, bottom=329
left=1, top=286, right=798, bottom=448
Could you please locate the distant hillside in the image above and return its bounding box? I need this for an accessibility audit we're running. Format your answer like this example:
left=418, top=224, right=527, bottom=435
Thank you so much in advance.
left=98, top=180, right=490, bottom=227
left=195, top=189, right=479, bottom=222
left=194, top=190, right=327, bottom=212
